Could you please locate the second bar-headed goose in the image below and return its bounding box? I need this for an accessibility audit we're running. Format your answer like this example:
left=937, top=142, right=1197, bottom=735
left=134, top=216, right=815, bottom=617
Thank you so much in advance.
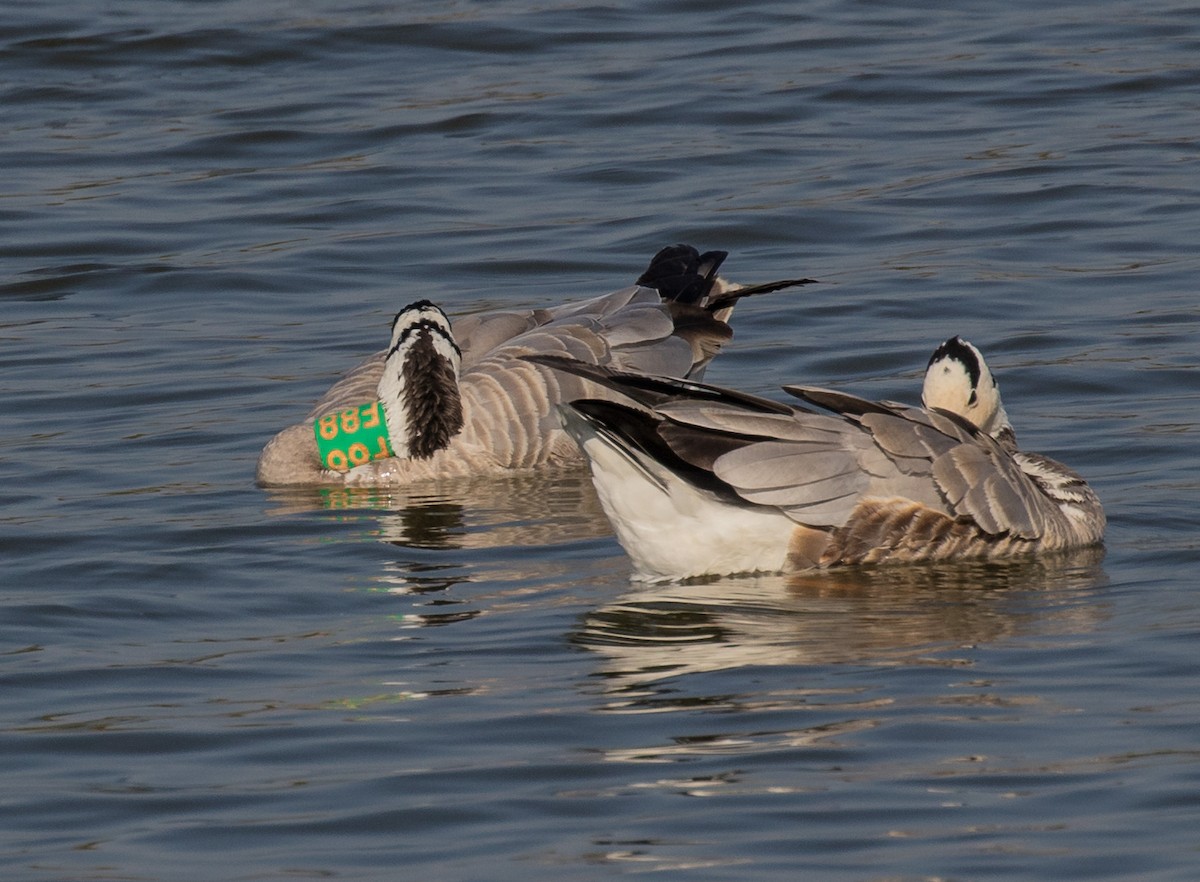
left=256, top=245, right=814, bottom=486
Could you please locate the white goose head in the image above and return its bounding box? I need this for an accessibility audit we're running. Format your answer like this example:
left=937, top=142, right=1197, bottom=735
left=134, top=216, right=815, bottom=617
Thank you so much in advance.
left=377, top=300, right=464, bottom=459
left=922, top=336, right=1015, bottom=448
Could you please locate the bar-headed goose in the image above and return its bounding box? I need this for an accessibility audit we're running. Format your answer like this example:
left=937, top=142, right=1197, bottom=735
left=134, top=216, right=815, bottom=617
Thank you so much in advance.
left=533, top=337, right=1105, bottom=580
left=256, top=245, right=814, bottom=486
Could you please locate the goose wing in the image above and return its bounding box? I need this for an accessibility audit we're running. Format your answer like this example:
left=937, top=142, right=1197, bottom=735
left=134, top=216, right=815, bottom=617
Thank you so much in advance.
left=656, top=402, right=923, bottom=527
left=539, top=360, right=907, bottom=526
left=453, top=283, right=656, bottom=361
left=454, top=287, right=734, bottom=466
left=551, top=365, right=1060, bottom=540
left=456, top=284, right=745, bottom=378
left=696, top=393, right=1051, bottom=540
left=298, top=286, right=692, bottom=419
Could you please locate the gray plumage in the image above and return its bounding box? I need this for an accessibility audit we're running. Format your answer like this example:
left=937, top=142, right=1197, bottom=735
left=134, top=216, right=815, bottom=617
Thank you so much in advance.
left=256, top=246, right=814, bottom=486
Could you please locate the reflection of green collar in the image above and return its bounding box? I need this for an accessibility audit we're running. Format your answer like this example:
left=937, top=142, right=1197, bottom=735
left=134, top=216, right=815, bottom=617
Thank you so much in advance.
left=314, top=400, right=395, bottom=472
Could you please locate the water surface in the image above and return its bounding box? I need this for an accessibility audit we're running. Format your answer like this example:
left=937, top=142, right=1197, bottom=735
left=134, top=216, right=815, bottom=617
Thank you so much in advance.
left=2, top=1, right=1199, bottom=879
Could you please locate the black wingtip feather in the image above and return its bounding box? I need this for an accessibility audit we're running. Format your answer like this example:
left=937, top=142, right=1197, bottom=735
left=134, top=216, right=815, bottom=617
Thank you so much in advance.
left=637, top=244, right=728, bottom=305
left=703, top=277, right=818, bottom=312
left=525, top=354, right=795, bottom=415
left=569, top=399, right=745, bottom=502
left=636, top=242, right=817, bottom=309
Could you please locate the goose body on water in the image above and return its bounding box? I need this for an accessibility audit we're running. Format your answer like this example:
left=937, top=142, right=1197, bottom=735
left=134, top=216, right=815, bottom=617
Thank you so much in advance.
left=255, top=246, right=813, bottom=486
left=535, top=337, right=1105, bottom=580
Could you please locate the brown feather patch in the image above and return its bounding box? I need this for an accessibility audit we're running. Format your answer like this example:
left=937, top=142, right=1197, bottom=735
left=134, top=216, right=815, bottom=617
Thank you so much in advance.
left=820, top=497, right=1025, bottom=567
left=786, top=524, right=832, bottom=570
left=401, top=338, right=464, bottom=459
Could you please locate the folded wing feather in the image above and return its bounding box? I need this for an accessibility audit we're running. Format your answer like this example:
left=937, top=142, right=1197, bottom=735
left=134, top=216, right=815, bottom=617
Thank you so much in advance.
left=648, top=389, right=1062, bottom=544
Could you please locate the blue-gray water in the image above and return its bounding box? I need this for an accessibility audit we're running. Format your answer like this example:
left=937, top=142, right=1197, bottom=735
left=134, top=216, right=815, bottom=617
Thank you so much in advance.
left=2, top=1, right=1198, bottom=879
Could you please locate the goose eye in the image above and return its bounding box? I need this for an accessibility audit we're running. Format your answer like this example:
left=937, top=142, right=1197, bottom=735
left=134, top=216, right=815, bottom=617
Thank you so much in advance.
left=968, top=390, right=978, bottom=406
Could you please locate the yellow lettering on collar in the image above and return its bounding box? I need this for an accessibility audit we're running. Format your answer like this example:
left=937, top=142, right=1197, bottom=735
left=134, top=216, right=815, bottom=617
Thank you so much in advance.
left=313, top=400, right=394, bottom=472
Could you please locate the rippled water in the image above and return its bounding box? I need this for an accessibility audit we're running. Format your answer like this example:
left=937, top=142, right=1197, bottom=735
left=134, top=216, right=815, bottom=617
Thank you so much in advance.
left=3, top=1, right=1199, bottom=879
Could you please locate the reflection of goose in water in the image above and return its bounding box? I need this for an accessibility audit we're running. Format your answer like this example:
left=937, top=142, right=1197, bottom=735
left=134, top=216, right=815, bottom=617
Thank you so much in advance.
left=256, top=245, right=814, bottom=487
left=538, top=336, right=1105, bottom=581
left=574, top=548, right=1109, bottom=698
left=263, top=469, right=614, bottom=551
left=264, top=469, right=623, bottom=625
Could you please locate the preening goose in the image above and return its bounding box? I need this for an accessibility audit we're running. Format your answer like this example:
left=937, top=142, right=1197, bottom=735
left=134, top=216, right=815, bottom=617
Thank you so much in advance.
left=534, top=337, right=1105, bottom=581
left=255, top=245, right=814, bottom=486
